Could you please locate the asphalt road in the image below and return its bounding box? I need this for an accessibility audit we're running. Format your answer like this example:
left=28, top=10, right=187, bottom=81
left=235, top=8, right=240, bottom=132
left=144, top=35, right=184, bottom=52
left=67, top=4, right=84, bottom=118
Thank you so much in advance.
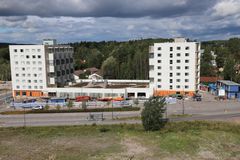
left=1, top=111, right=240, bottom=127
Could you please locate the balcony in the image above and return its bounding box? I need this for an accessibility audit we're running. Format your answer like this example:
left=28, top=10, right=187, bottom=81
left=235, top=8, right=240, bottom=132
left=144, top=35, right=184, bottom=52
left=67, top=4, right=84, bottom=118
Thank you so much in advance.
left=49, top=66, right=55, bottom=73
left=149, top=46, right=154, bottom=53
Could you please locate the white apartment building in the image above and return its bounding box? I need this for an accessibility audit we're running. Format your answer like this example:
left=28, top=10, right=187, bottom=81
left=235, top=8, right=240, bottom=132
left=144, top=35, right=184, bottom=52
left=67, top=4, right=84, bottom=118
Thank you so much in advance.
left=9, top=39, right=74, bottom=97
left=149, top=38, right=201, bottom=96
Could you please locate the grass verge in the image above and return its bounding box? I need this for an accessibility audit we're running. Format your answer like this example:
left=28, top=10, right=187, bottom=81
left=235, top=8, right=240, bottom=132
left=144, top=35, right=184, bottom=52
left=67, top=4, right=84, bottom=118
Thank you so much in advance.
left=1, top=107, right=140, bottom=115
left=1, top=121, right=240, bottom=159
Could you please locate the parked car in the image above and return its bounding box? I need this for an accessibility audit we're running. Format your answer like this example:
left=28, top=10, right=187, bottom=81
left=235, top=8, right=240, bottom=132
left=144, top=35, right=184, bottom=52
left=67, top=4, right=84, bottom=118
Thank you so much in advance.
left=193, top=94, right=202, bottom=101
left=32, top=105, right=44, bottom=110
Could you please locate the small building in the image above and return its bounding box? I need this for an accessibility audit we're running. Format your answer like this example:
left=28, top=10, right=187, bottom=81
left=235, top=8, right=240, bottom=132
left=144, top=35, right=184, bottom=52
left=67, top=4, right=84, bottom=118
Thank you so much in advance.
left=216, top=80, right=240, bottom=99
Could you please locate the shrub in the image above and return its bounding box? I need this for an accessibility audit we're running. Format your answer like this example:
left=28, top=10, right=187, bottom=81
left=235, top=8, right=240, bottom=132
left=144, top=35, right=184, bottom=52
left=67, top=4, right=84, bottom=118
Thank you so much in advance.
left=141, top=96, right=167, bottom=131
left=56, top=105, right=61, bottom=111
left=99, top=127, right=110, bottom=133
left=44, top=104, right=50, bottom=110
left=67, top=100, right=73, bottom=110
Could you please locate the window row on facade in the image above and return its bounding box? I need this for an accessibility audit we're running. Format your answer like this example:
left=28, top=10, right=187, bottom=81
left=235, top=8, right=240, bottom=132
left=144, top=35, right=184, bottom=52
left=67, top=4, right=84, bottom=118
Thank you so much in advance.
left=157, top=79, right=189, bottom=82
left=16, top=79, right=43, bottom=83
left=157, top=59, right=190, bottom=63
left=157, top=85, right=189, bottom=89
left=157, top=46, right=190, bottom=51
left=157, top=72, right=190, bottom=76
left=14, top=49, right=42, bottom=53
left=16, top=73, right=43, bottom=77
left=16, top=85, right=43, bottom=89
left=15, top=61, right=42, bottom=65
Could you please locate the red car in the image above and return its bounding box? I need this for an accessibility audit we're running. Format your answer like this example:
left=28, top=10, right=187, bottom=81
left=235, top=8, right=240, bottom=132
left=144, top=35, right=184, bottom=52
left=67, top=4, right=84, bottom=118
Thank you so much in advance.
left=75, top=96, right=91, bottom=102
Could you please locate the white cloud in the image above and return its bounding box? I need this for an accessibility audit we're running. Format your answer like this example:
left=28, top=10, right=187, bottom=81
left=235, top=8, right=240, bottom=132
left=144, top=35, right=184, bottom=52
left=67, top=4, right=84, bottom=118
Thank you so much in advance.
left=212, top=0, right=240, bottom=17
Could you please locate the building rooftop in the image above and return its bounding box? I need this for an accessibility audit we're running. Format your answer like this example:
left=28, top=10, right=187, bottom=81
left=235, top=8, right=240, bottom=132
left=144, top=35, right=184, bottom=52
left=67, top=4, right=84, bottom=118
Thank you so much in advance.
left=218, top=80, right=240, bottom=86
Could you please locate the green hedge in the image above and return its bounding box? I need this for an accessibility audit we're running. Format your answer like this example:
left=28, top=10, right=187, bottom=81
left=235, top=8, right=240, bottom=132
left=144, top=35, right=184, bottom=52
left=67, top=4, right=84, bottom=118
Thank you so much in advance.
left=1, top=107, right=140, bottom=115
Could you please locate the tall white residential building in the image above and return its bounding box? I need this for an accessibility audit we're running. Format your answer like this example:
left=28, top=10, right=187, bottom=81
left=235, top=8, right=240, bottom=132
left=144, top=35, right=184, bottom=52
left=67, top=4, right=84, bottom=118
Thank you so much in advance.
left=9, top=39, right=74, bottom=97
left=149, top=38, right=201, bottom=96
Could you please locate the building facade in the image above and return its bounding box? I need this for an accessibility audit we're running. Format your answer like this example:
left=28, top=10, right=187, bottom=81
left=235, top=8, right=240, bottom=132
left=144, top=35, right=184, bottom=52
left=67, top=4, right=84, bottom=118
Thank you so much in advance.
left=149, top=38, right=201, bottom=96
left=9, top=40, right=74, bottom=97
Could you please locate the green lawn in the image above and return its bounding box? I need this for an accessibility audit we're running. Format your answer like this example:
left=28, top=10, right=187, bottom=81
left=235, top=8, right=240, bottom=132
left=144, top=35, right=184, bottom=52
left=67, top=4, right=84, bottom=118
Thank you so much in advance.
left=1, top=121, right=240, bottom=160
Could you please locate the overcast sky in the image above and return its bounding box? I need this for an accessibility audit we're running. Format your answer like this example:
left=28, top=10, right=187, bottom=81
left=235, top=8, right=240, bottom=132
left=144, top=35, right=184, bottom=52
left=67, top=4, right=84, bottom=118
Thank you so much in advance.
left=0, top=0, right=240, bottom=43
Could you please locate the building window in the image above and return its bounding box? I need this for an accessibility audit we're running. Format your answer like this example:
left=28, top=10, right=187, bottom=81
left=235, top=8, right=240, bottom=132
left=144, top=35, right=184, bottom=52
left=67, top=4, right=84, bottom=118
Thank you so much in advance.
left=170, top=79, right=173, bottom=83
left=22, top=91, right=26, bottom=96
left=185, top=60, right=189, bottom=63
left=28, top=80, right=31, bottom=83
left=158, top=60, right=161, bottom=63
left=16, top=79, right=19, bottom=82
left=14, top=49, right=17, bottom=52
left=28, top=86, right=31, bottom=89
left=38, top=67, right=42, bottom=71
left=170, top=47, right=173, bottom=51
left=176, top=60, right=181, bottom=63
left=25, top=49, right=29, bottom=52
left=34, top=80, right=37, bottom=83
left=20, top=49, right=24, bottom=52
left=26, top=61, right=30, bottom=65
left=170, top=85, right=173, bottom=89
left=26, top=55, right=29, bottom=59
left=22, top=68, right=25, bottom=71
left=177, top=47, right=181, bottom=50
left=33, top=61, right=36, bottom=65
left=185, top=79, right=189, bottom=82
left=177, top=79, right=181, bottom=82
left=170, top=60, right=173, bottom=64
left=158, top=85, right=162, bottom=88
left=66, top=59, right=70, bottom=63
left=16, top=85, right=20, bottom=89
left=61, top=59, right=65, bottom=64
left=170, top=53, right=173, bottom=58
left=185, top=46, right=189, bottom=50
left=176, top=66, right=181, bottom=69
left=34, top=74, right=37, bottom=77
left=176, top=85, right=180, bottom=89
left=33, top=55, right=36, bottom=59
left=185, top=85, right=189, bottom=89
left=170, top=66, right=173, bottom=70
left=176, top=73, right=181, bottom=76
left=39, top=80, right=43, bottom=83
left=38, top=61, right=42, bottom=65
left=158, top=47, right=161, bottom=50
left=185, top=66, right=189, bottom=70
left=38, top=55, right=41, bottom=58
left=185, top=73, right=189, bottom=76
left=158, top=72, right=161, bottom=76
left=169, top=73, right=173, bottom=77
left=22, top=74, right=25, bottom=77
left=40, top=86, right=43, bottom=89
left=34, top=86, right=38, bottom=89
left=185, top=53, right=189, bottom=56
left=62, top=70, right=65, bottom=75
left=15, top=61, right=18, bottom=65
left=37, top=49, right=41, bottom=52
left=32, top=49, right=36, bottom=52
left=177, top=53, right=181, bottom=57
left=158, top=79, right=161, bottom=82
left=157, top=66, right=161, bottom=69
left=158, top=53, right=161, bottom=57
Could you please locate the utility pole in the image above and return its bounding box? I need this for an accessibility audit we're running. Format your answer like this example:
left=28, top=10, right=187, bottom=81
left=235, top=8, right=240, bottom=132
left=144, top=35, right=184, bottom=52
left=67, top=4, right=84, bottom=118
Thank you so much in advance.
left=111, top=89, right=113, bottom=119
left=182, top=86, right=185, bottom=115
left=23, top=107, right=26, bottom=128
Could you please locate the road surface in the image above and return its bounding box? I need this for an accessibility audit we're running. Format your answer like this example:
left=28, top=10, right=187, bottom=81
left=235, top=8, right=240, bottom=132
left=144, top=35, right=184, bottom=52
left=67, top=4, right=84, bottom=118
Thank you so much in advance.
left=1, top=111, right=240, bottom=127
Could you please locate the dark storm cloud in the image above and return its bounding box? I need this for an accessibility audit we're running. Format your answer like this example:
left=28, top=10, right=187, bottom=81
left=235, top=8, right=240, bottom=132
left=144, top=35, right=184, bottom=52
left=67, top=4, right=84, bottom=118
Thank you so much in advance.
left=0, top=0, right=216, bottom=18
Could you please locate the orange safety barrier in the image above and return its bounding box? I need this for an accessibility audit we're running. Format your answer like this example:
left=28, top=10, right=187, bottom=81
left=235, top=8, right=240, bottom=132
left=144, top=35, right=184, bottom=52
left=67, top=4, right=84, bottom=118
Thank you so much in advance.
left=154, top=90, right=195, bottom=97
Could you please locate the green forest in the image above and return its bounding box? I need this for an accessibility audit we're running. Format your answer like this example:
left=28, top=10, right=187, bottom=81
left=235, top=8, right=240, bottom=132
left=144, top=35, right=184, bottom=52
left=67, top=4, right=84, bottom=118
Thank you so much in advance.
left=0, top=37, right=240, bottom=82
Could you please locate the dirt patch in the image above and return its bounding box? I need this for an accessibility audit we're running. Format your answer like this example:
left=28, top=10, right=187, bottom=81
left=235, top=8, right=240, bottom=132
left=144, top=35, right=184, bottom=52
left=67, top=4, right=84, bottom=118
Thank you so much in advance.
left=198, top=150, right=218, bottom=160
left=107, top=137, right=152, bottom=160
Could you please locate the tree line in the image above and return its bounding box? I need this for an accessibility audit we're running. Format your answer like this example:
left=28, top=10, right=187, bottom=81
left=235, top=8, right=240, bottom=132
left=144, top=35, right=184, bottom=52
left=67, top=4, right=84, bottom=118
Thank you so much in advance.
left=0, top=38, right=240, bottom=82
